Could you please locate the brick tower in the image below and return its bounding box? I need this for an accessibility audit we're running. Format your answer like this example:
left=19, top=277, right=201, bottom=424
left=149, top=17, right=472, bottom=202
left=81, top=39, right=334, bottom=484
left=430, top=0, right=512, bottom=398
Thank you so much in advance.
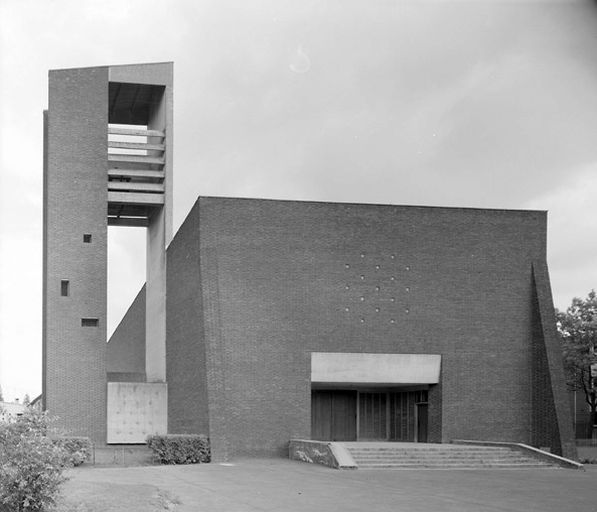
left=42, top=62, right=173, bottom=443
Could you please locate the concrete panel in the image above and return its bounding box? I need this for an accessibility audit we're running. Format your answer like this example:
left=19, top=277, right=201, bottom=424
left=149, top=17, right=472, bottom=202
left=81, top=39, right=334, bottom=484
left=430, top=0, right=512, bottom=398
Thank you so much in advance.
left=146, top=207, right=167, bottom=382
left=107, top=382, right=167, bottom=444
left=109, top=62, right=173, bottom=87
left=144, top=63, right=172, bottom=383
left=311, top=353, right=441, bottom=385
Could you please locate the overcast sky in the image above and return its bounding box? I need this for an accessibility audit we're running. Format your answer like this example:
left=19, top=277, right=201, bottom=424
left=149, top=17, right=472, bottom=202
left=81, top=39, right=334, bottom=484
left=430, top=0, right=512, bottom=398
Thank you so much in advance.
left=1, top=0, right=597, bottom=402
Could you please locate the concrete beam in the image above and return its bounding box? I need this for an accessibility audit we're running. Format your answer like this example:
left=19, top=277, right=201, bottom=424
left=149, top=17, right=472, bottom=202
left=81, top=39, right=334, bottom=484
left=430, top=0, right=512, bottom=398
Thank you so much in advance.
left=108, top=154, right=164, bottom=165
left=108, top=191, right=164, bottom=205
left=108, top=182, right=164, bottom=193
left=108, top=126, right=164, bottom=137
left=311, top=353, right=441, bottom=385
left=108, top=140, right=165, bottom=151
left=108, top=169, right=164, bottom=179
left=107, top=217, right=149, bottom=227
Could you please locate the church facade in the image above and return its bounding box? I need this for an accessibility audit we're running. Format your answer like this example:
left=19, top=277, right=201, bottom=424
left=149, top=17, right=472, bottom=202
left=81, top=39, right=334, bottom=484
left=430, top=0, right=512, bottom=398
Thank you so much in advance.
left=108, top=196, right=575, bottom=459
left=42, top=63, right=575, bottom=461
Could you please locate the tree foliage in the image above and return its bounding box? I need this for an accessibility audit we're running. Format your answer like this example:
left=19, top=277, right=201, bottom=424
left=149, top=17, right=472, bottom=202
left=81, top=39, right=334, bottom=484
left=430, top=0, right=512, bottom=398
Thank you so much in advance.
left=557, top=290, right=597, bottom=437
left=0, top=409, right=71, bottom=511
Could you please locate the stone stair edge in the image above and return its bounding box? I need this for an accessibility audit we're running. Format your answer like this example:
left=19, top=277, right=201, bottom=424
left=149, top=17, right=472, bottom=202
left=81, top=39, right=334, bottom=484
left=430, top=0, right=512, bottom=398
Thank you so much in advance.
left=357, top=461, right=553, bottom=466
left=451, top=440, right=584, bottom=470
left=339, top=441, right=563, bottom=470
left=352, top=456, right=518, bottom=460
left=355, top=464, right=550, bottom=468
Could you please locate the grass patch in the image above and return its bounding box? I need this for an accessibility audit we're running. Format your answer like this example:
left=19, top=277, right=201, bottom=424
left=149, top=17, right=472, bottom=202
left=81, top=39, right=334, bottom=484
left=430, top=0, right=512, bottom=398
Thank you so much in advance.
left=57, top=479, right=181, bottom=512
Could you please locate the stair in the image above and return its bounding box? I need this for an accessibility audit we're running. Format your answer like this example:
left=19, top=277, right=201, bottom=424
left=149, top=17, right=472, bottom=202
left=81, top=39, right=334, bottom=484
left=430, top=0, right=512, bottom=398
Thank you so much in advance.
left=342, top=442, right=558, bottom=469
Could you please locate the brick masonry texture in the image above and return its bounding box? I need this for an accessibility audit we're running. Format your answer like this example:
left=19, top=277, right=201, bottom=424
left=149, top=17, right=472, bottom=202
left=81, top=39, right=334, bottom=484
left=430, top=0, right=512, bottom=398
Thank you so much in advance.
left=171, top=197, right=572, bottom=458
left=43, top=67, right=109, bottom=443
left=43, top=64, right=571, bottom=457
left=166, top=200, right=210, bottom=436
left=106, top=285, right=146, bottom=380
left=111, top=196, right=574, bottom=460
left=531, top=262, right=577, bottom=458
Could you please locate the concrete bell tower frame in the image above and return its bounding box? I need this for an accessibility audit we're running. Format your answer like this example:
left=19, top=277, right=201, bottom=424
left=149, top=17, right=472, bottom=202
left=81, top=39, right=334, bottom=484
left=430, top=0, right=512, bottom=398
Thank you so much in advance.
left=42, top=62, right=173, bottom=443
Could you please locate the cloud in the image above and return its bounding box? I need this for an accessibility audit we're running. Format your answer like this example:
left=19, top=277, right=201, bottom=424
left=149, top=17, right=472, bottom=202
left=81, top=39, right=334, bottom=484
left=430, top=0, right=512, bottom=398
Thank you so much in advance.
left=3, top=0, right=597, bottom=400
left=523, top=164, right=597, bottom=310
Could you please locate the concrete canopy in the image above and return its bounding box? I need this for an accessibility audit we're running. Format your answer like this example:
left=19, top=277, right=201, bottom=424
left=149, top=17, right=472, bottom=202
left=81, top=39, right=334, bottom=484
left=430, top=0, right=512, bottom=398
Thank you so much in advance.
left=311, top=353, right=441, bottom=386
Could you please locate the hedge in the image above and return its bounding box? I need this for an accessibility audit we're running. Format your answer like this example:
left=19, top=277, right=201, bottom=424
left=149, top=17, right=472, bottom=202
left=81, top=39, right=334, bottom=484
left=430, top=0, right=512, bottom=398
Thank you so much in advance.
left=52, top=436, right=92, bottom=466
left=146, top=434, right=210, bottom=464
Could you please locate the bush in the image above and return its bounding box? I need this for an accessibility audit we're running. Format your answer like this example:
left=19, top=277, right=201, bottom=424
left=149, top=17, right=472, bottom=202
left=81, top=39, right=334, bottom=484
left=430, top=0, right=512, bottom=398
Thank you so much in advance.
left=0, top=410, right=71, bottom=511
left=146, top=434, right=210, bottom=464
left=53, top=437, right=92, bottom=466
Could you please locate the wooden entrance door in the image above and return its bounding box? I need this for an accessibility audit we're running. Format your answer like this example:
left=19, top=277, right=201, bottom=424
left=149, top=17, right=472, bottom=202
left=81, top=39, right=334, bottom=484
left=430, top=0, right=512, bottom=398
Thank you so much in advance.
left=311, top=391, right=357, bottom=441
left=388, top=390, right=429, bottom=441
left=358, top=392, right=388, bottom=440
left=416, top=403, right=428, bottom=443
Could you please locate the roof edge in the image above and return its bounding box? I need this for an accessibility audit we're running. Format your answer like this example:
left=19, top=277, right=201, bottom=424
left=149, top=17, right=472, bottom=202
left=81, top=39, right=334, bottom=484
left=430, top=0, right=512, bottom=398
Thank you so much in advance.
left=196, top=195, right=548, bottom=215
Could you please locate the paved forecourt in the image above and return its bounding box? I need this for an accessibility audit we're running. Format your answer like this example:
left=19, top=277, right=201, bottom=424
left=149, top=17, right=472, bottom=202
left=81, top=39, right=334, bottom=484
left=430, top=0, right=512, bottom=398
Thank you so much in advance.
left=64, top=459, right=597, bottom=512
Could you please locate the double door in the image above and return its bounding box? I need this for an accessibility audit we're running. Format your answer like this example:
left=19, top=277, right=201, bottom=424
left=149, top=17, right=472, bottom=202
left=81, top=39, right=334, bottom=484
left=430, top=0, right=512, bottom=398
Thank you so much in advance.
left=311, top=390, right=428, bottom=442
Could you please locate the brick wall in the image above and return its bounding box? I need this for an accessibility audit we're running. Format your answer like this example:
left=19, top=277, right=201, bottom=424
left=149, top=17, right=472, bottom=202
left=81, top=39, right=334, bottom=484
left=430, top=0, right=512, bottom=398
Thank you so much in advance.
left=43, top=67, right=109, bottom=442
left=531, top=262, right=577, bottom=458
left=106, top=285, right=146, bottom=381
left=165, top=200, right=210, bottom=436
left=179, top=197, right=554, bottom=458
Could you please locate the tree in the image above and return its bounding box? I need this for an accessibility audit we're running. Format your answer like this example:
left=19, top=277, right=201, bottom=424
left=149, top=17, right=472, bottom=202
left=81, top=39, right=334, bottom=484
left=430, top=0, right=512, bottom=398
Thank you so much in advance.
left=0, top=384, right=4, bottom=402
left=0, top=409, right=71, bottom=511
left=556, top=290, right=597, bottom=438
left=22, top=394, right=30, bottom=406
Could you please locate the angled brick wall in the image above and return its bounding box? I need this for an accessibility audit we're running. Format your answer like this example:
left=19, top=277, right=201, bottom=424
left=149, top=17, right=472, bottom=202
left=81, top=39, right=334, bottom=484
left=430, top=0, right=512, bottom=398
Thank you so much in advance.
left=106, top=285, right=146, bottom=381
left=531, top=261, right=577, bottom=459
left=165, top=200, right=210, bottom=436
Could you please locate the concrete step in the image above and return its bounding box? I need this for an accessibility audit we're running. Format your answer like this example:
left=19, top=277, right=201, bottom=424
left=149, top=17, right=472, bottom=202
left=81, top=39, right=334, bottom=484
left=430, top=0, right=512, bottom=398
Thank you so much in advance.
left=351, top=452, right=516, bottom=458
left=349, top=448, right=512, bottom=454
left=350, top=452, right=521, bottom=459
left=352, top=455, right=542, bottom=462
left=348, top=446, right=510, bottom=452
left=357, top=462, right=554, bottom=469
left=343, top=443, right=558, bottom=469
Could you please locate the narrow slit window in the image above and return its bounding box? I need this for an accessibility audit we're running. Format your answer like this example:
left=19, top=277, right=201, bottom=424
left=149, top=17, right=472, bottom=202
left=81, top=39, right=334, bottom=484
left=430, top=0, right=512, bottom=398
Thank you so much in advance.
left=60, top=280, right=69, bottom=297
left=81, top=318, right=99, bottom=327
left=83, top=234, right=92, bottom=243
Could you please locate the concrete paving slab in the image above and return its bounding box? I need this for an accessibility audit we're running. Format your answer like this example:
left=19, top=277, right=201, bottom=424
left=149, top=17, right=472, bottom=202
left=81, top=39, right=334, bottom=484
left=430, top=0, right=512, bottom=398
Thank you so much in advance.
left=64, top=459, right=597, bottom=512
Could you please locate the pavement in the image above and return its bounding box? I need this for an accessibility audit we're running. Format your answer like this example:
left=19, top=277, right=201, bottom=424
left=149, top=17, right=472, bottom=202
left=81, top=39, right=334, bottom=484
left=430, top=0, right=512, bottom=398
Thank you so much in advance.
left=62, top=458, right=597, bottom=512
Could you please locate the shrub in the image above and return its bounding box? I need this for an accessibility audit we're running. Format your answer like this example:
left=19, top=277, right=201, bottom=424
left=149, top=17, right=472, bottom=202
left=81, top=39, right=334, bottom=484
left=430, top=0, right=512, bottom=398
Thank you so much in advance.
left=0, top=409, right=71, bottom=511
left=146, top=434, right=210, bottom=464
left=52, top=437, right=92, bottom=467
left=579, top=457, right=597, bottom=464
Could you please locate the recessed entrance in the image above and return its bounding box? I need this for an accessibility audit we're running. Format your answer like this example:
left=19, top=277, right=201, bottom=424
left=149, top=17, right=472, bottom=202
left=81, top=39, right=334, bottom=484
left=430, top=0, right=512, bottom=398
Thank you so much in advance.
left=311, top=389, right=428, bottom=442
left=311, top=390, right=357, bottom=441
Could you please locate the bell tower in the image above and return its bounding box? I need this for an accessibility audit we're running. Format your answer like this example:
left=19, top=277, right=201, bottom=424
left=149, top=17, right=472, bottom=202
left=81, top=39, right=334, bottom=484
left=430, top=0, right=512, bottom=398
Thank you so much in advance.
left=43, top=62, right=173, bottom=442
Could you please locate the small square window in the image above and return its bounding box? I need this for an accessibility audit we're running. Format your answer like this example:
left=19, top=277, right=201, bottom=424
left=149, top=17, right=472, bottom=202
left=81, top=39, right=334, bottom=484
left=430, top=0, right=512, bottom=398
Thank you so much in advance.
left=83, top=234, right=92, bottom=243
left=81, top=318, right=99, bottom=327
left=60, top=280, right=69, bottom=297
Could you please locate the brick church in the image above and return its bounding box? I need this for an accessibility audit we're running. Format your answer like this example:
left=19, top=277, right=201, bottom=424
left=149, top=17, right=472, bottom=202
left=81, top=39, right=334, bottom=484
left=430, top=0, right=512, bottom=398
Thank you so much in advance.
left=42, top=63, right=575, bottom=461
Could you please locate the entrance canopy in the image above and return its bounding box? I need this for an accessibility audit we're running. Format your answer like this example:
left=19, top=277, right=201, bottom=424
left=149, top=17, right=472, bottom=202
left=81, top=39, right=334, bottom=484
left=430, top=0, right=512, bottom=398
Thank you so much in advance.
left=311, top=353, right=441, bottom=386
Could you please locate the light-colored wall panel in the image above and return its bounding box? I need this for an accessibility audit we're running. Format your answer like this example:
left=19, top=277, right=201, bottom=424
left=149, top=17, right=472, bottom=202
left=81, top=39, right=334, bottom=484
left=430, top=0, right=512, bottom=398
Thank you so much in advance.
left=107, top=382, right=167, bottom=444
left=311, top=353, right=441, bottom=385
